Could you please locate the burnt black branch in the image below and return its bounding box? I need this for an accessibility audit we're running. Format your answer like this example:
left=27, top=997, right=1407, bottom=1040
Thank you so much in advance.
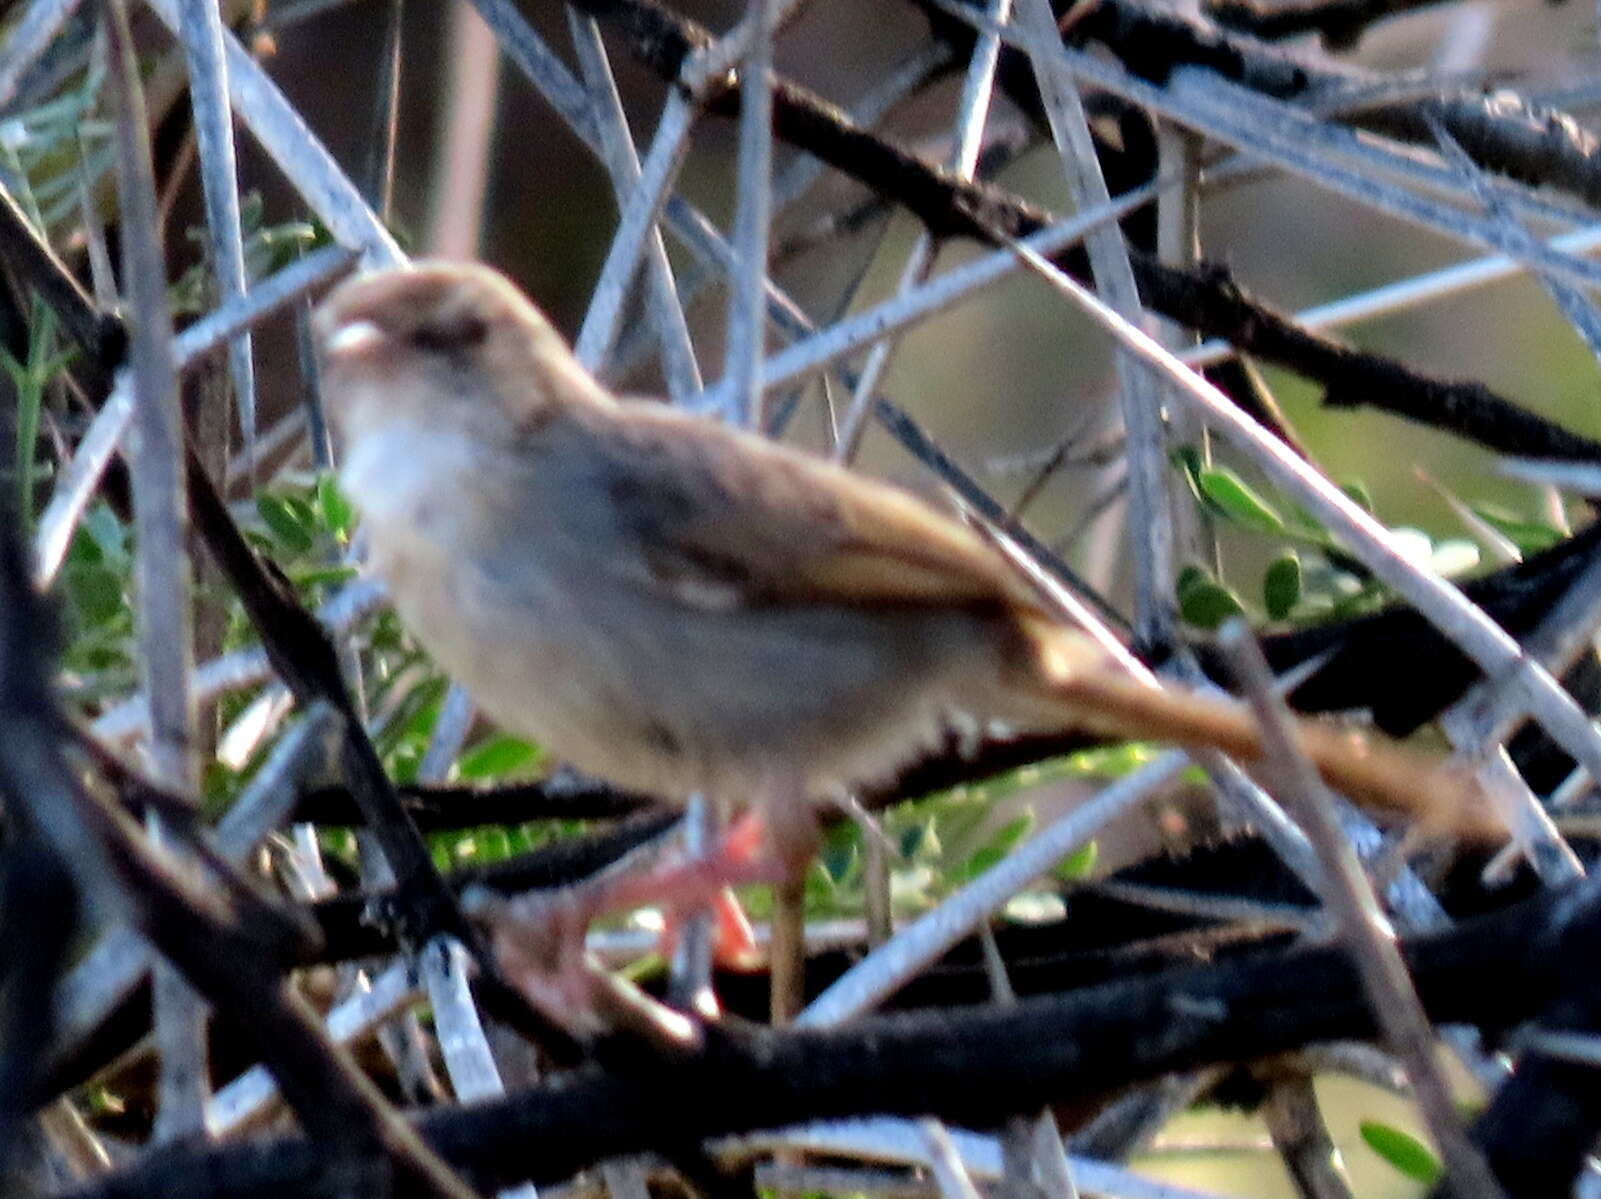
left=56, top=875, right=1601, bottom=1199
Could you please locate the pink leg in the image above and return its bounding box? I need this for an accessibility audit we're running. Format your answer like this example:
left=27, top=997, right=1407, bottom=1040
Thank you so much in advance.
left=583, top=808, right=798, bottom=917
left=660, top=886, right=760, bottom=970
left=479, top=802, right=819, bottom=1034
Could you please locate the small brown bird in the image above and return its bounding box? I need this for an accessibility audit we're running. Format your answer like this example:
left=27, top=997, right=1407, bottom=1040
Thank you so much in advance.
left=313, top=261, right=1486, bottom=929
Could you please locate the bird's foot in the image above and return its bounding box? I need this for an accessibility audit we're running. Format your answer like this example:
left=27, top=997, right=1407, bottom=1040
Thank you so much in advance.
left=466, top=808, right=814, bottom=1036
left=465, top=885, right=703, bottom=1049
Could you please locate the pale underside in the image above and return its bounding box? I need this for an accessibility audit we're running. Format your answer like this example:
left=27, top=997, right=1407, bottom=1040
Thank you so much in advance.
left=340, top=395, right=1083, bottom=811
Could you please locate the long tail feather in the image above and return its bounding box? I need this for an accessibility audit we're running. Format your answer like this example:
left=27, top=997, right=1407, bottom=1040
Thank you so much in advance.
left=1021, top=621, right=1499, bottom=839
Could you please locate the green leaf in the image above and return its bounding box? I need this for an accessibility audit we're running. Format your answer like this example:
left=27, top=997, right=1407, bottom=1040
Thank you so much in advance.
left=1176, top=563, right=1211, bottom=597
left=1064, top=743, right=1159, bottom=777
left=317, top=473, right=354, bottom=539
left=288, top=563, right=359, bottom=588
left=455, top=734, right=541, bottom=781
left=507, top=826, right=537, bottom=855
left=1170, top=445, right=1206, bottom=499
left=1470, top=506, right=1563, bottom=555
left=957, top=815, right=1034, bottom=882
left=476, top=826, right=513, bottom=863
left=818, top=837, right=856, bottom=887
left=960, top=845, right=1006, bottom=880
left=81, top=504, right=129, bottom=565
left=1341, top=479, right=1375, bottom=513
left=900, top=820, right=938, bottom=861
left=1054, top=840, right=1098, bottom=881
left=1198, top=467, right=1284, bottom=534
left=1262, top=553, right=1301, bottom=620
left=1359, top=1121, right=1442, bottom=1184
left=83, top=1086, right=125, bottom=1118
left=988, top=814, right=1033, bottom=855
left=256, top=493, right=315, bottom=554
left=65, top=563, right=125, bottom=624
left=66, top=525, right=103, bottom=567
left=1179, top=577, right=1246, bottom=629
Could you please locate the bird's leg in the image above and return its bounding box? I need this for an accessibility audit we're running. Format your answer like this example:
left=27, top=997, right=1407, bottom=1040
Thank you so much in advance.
left=471, top=799, right=819, bottom=1036
left=758, top=781, right=817, bottom=1023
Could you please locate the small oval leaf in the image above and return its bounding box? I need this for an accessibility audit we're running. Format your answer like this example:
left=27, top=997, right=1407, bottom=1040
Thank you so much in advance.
left=1180, top=580, right=1247, bottom=629
left=1263, top=552, right=1302, bottom=620
left=1359, top=1120, right=1443, bottom=1184
left=317, top=473, right=354, bottom=539
left=1171, top=445, right=1206, bottom=499
left=1176, top=563, right=1211, bottom=597
left=256, top=494, right=315, bottom=554
left=66, top=562, right=125, bottom=624
left=1342, top=479, right=1375, bottom=513
left=1470, top=506, right=1562, bottom=554
left=455, top=734, right=541, bottom=781
left=1054, top=840, right=1098, bottom=881
left=1198, top=467, right=1284, bottom=533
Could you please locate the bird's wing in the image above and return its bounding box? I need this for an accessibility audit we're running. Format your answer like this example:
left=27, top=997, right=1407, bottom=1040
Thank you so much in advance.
left=585, top=404, right=1042, bottom=615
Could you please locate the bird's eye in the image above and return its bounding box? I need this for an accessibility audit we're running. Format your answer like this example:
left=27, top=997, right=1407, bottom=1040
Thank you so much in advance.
left=408, top=313, right=489, bottom=355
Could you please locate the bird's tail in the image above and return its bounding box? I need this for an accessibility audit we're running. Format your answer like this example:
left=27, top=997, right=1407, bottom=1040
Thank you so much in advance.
left=1016, top=618, right=1499, bottom=839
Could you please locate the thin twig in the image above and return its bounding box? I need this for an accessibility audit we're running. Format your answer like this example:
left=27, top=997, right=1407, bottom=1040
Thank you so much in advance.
left=0, top=542, right=478, bottom=1196
left=713, top=0, right=777, bottom=427
left=0, top=0, right=88, bottom=113
left=758, top=186, right=1159, bottom=394
left=731, top=1118, right=1235, bottom=1199
left=678, top=0, right=809, bottom=96
left=1180, top=217, right=1601, bottom=371
left=140, top=0, right=402, bottom=264
left=176, top=0, right=258, bottom=475
left=91, top=578, right=387, bottom=744
left=917, top=1120, right=985, bottom=1199
left=54, top=704, right=342, bottom=1075
left=1080, top=56, right=1601, bottom=293
left=102, top=0, right=209, bottom=1137
left=1427, top=114, right=1601, bottom=364
left=574, top=91, right=696, bottom=371
left=1260, top=1077, right=1356, bottom=1199
left=566, top=7, right=701, bottom=401
left=956, top=0, right=1601, bottom=282
left=832, top=0, right=1010, bottom=461
left=365, top=0, right=403, bottom=218
left=49, top=876, right=1601, bottom=1197
left=1217, top=624, right=1503, bottom=1199
left=420, top=939, right=540, bottom=1199
left=1018, top=0, right=1175, bottom=650
left=209, top=958, right=421, bottom=1134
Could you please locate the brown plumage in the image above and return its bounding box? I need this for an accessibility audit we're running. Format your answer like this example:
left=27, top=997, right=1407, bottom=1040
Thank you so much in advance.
left=313, top=261, right=1496, bottom=861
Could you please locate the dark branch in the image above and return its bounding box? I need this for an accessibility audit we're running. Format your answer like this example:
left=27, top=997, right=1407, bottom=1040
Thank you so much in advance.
left=1204, top=0, right=1473, bottom=48
left=56, top=875, right=1601, bottom=1199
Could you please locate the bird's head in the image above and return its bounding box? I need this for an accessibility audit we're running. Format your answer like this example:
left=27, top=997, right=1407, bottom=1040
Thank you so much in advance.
left=313, top=260, right=610, bottom=448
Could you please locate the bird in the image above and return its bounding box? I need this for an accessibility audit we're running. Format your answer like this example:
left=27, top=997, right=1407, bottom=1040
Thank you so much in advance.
left=312, top=260, right=1489, bottom=1018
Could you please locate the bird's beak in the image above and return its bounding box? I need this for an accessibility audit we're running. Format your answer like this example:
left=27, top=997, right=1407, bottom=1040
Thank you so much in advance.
left=319, top=318, right=386, bottom=362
